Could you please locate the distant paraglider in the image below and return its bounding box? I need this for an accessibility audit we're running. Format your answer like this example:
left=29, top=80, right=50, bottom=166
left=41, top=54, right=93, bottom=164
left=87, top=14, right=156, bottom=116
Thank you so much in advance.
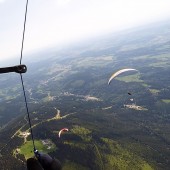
left=108, top=68, right=138, bottom=85
left=58, top=128, right=69, bottom=138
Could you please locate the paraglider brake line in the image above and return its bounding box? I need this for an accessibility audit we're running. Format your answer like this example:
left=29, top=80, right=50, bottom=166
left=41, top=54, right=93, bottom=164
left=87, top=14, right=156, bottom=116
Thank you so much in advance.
left=0, top=0, right=37, bottom=154
left=20, top=0, right=29, bottom=65
left=19, top=0, right=37, bottom=152
left=20, top=73, right=36, bottom=151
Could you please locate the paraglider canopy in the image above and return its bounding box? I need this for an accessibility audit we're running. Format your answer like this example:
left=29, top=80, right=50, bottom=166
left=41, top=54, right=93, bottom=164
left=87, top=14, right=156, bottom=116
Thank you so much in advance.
left=58, top=128, right=69, bottom=138
left=108, top=68, right=138, bottom=85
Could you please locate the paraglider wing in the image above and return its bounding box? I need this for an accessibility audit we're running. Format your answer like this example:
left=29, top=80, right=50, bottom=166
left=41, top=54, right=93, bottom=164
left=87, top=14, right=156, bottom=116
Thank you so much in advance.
left=58, top=128, right=69, bottom=138
left=108, top=68, right=138, bottom=85
left=128, top=92, right=132, bottom=95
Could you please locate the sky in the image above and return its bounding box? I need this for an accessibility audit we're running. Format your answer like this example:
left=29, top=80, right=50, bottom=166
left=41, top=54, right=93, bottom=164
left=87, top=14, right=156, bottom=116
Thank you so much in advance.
left=0, top=0, right=170, bottom=61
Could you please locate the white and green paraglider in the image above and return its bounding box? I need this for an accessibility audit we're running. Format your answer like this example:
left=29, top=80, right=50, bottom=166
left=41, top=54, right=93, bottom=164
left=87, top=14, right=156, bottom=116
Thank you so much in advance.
left=108, top=68, right=138, bottom=85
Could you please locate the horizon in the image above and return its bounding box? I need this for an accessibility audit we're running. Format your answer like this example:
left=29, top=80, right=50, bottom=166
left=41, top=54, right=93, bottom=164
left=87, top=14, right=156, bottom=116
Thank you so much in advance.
left=1, top=19, right=170, bottom=65
left=1, top=0, right=170, bottom=62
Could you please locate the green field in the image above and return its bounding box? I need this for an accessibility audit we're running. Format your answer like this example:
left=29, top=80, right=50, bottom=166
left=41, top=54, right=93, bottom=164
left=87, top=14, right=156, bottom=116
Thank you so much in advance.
left=18, top=140, right=56, bottom=159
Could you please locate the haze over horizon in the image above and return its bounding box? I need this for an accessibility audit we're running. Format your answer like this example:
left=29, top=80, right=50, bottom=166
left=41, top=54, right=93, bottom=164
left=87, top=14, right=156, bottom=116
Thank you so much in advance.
left=0, top=0, right=170, bottom=61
